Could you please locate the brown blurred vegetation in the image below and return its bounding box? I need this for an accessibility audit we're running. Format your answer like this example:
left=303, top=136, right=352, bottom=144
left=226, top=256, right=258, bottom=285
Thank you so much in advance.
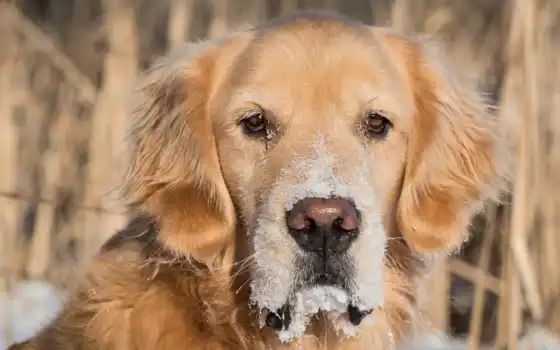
left=0, top=0, right=559, bottom=348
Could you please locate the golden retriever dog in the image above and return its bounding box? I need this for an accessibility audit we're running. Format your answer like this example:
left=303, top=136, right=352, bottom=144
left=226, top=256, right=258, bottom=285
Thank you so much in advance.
left=9, top=10, right=510, bottom=350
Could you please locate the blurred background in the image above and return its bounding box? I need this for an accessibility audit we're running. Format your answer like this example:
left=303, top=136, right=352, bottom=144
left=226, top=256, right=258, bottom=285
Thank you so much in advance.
left=0, top=0, right=559, bottom=349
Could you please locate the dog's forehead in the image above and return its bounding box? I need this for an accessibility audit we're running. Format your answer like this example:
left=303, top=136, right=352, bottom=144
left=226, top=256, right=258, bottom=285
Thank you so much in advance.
left=222, top=21, right=414, bottom=124
left=250, top=24, right=381, bottom=86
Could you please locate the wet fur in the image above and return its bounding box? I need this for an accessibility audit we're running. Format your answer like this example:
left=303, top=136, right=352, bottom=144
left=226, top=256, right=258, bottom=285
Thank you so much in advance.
left=9, top=11, right=511, bottom=350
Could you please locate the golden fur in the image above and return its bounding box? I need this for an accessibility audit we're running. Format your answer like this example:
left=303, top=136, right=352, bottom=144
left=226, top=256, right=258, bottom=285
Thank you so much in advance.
left=9, top=11, right=510, bottom=350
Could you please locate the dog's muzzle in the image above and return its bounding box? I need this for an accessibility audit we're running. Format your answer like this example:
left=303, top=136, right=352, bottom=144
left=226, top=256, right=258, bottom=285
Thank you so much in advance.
left=259, top=196, right=373, bottom=332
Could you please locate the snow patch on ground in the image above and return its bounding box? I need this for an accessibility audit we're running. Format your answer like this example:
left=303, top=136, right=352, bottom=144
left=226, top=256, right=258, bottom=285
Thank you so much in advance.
left=0, top=280, right=65, bottom=349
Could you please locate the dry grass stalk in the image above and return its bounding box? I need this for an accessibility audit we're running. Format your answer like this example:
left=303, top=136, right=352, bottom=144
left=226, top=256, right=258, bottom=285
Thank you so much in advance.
left=423, top=263, right=450, bottom=332
left=0, top=191, right=125, bottom=215
left=495, top=203, right=519, bottom=349
left=533, top=0, right=560, bottom=334
left=390, top=0, right=409, bottom=33
left=468, top=204, right=498, bottom=350
left=168, top=0, right=195, bottom=49
left=82, top=0, right=138, bottom=257
left=507, top=0, right=543, bottom=324
left=24, top=83, right=79, bottom=280
left=209, top=0, right=230, bottom=39
left=495, top=221, right=510, bottom=348
left=13, top=71, right=49, bottom=282
left=507, top=249, right=523, bottom=350
left=513, top=250, right=529, bottom=348
left=23, top=70, right=57, bottom=280
left=0, top=3, right=97, bottom=104
left=0, top=13, right=20, bottom=347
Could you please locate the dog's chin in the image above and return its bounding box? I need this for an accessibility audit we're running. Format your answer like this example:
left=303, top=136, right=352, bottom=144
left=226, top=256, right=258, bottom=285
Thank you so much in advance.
left=250, top=241, right=384, bottom=342
left=256, top=277, right=375, bottom=343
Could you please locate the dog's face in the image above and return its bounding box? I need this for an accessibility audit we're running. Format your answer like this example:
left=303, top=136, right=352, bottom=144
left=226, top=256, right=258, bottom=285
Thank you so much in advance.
left=124, top=13, right=507, bottom=343
left=213, top=24, right=414, bottom=338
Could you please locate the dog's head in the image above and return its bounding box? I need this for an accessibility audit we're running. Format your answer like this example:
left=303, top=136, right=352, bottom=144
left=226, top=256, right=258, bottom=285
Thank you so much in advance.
left=123, top=12, right=509, bottom=343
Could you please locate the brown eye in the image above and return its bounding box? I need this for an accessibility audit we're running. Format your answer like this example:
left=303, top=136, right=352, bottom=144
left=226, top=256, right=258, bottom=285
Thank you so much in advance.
left=364, top=111, right=391, bottom=139
left=241, top=111, right=267, bottom=137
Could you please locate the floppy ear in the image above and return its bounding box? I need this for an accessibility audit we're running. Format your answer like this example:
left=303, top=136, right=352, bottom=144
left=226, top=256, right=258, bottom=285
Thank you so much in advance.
left=122, top=37, right=247, bottom=264
left=394, top=37, right=510, bottom=254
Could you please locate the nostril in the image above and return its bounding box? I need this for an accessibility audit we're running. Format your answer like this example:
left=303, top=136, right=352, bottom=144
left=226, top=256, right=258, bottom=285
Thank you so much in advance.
left=332, top=213, right=359, bottom=232
left=332, top=217, right=348, bottom=233
left=303, top=218, right=316, bottom=233
left=287, top=213, right=316, bottom=232
left=333, top=217, right=344, bottom=230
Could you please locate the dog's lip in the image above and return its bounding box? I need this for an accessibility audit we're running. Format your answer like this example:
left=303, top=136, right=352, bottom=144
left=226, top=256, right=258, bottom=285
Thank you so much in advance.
left=264, top=304, right=291, bottom=331
left=347, top=304, right=373, bottom=325
left=263, top=303, right=374, bottom=331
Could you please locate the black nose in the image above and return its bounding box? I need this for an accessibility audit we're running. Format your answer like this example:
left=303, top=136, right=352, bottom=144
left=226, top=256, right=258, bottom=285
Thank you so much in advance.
left=286, top=197, right=360, bottom=254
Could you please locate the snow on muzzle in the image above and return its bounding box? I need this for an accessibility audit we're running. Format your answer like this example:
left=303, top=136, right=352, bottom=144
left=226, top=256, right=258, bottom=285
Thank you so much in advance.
left=249, top=136, right=387, bottom=343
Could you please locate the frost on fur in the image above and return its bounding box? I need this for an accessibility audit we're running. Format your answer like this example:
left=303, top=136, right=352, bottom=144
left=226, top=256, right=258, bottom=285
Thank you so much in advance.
left=249, top=135, right=387, bottom=342
left=276, top=286, right=362, bottom=343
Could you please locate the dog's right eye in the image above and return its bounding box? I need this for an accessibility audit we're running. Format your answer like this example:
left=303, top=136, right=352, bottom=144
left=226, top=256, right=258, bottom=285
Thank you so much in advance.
left=241, top=111, right=267, bottom=137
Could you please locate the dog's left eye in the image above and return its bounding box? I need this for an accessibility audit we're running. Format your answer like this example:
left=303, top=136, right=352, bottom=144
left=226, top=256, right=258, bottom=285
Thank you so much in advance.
left=241, top=111, right=267, bottom=137
left=363, top=111, right=392, bottom=139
